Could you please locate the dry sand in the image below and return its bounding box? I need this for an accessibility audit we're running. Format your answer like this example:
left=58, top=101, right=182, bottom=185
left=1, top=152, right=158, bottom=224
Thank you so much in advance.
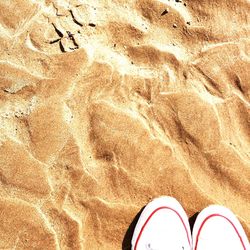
left=0, top=0, right=249, bottom=249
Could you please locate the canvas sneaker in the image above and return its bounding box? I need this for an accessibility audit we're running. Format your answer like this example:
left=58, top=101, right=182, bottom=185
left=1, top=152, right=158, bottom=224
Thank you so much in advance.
left=192, top=205, right=250, bottom=250
left=131, top=196, right=192, bottom=250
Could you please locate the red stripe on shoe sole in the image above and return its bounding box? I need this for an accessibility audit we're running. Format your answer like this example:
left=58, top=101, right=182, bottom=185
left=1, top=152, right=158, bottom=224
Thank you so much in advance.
left=194, top=213, right=247, bottom=250
left=134, top=206, right=191, bottom=250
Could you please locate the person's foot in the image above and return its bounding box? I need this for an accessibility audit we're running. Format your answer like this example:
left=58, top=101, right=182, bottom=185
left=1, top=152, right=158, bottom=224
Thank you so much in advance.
left=131, top=196, right=192, bottom=250
left=192, top=205, right=250, bottom=250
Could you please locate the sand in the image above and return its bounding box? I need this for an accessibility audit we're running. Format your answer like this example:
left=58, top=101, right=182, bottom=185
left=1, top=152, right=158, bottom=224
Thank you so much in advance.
left=0, top=0, right=249, bottom=249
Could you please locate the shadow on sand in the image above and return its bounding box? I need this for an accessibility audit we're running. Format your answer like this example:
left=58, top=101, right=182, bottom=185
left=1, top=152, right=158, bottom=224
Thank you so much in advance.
left=122, top=206, right=145, bottom=250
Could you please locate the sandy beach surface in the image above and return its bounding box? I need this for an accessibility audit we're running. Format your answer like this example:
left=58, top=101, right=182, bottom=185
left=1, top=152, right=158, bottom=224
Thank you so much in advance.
left=0, top=0, right=249, bottom=249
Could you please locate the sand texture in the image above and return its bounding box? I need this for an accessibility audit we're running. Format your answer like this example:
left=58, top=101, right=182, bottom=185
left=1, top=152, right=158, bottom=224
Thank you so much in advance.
left=0, top=0, right=249, bottom=249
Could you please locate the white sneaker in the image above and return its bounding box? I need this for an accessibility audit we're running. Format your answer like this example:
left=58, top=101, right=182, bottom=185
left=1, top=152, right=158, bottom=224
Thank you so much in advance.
left=131, top=196, right=192, bottom=250
left=192, top=205, right=250, bottom=250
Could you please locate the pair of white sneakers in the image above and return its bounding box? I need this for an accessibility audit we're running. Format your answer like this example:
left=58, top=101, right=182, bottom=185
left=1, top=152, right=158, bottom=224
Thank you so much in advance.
left=131, top=196, right=249, bottom=250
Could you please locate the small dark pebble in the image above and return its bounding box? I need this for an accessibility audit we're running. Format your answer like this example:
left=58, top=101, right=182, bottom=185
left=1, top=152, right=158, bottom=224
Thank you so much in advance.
left=114, top=44, right=116, bottom=47
left=161, top=9, right=169, bottom=16
left=175, top=0, right=182, bottom=2
left=186, top=21, right=191, bottom=25
left=184, top=3, right=187, bottom=6
left=59, top=40, right=66, bottom=52
left=67, top=31, right=73, bottom=38
left=52, top=23, right=63, bottom=37
left=173, top=24, right=177, bottom=28
left=49, top=38, right=60, bottom=44
left=88, top=23, right=96, bottom=27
